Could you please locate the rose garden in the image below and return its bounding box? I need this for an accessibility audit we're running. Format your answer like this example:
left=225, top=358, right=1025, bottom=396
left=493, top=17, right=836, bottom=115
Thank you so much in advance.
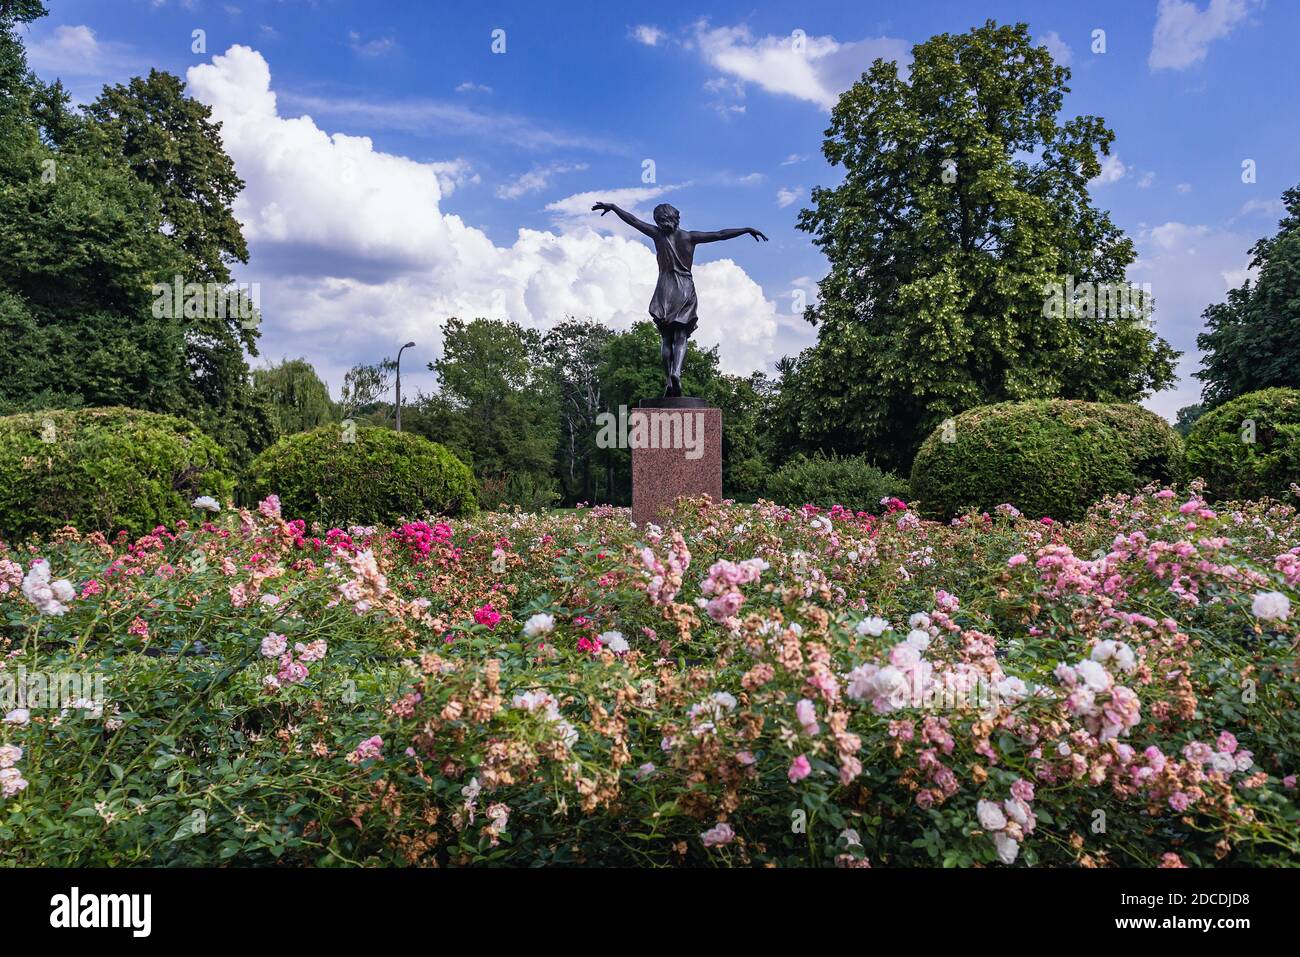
left=1, top=6, right=1298, bottom=870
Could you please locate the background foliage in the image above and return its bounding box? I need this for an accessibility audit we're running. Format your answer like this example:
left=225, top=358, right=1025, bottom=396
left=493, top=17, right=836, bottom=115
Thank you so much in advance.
left=909, top=399, right=1183, bottom=521
left=0, top=406, right=232, bottom=539
left=245, top=425, right=478, bottom=527
left=765, top=453, right=908, bottom=513
left=773, top=20, right=1178, bottom=473
left=1182, top=388, right=1300, bottom=502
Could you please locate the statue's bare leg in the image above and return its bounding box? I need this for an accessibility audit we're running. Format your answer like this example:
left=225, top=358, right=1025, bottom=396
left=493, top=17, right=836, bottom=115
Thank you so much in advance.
left=668, top=327, right=689, bottom=397
left=659, top=327, right=674, bottom=396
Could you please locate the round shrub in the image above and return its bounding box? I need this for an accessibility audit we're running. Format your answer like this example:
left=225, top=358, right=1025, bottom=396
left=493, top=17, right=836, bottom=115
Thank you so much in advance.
left=1183, top=388, right=1300, bottom=501
left=245, top=426, right=478, bottom=526
left=0, top=406, right=233, bottom=540
left=766, top=452, right=908, bottom=513
left=909, top=400, right=1182, bottom=522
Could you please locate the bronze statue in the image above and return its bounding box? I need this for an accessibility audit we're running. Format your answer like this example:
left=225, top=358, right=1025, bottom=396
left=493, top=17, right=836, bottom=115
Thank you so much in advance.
left=592, top=202, right=767, bottom=398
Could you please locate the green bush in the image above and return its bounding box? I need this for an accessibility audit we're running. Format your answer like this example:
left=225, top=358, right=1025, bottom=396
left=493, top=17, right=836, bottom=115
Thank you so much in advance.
left=0, top=406, right=232, bottom=540
left=727, top=455, right=773, bottom=502
left=476, top=470, right=561, bottom=513
left=1183, top=388, right=1300, bottom=501
left=245, top=425, right=478, bottom=526
left=765, top=452, right=908, bottom=512
left=909, top=400, right=1183, bottom=522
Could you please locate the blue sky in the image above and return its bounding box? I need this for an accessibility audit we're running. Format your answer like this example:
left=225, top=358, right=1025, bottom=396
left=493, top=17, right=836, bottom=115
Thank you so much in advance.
left=18, top=0, right=1299, bottom=419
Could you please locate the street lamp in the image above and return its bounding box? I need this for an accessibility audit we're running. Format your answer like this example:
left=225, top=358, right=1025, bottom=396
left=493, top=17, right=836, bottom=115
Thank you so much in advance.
left=395, top=341, right=416, bottom=432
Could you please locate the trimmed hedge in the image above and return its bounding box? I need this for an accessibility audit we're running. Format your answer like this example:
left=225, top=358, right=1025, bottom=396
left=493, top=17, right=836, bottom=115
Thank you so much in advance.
left=909, top=400, right=1183, bottom=522
left=766, top=452, right=908, bottom=513
left=1183, top=388, right=1300, bottom=501
left=0, top=407, right=233, bottom=540
left=245, top=426, right=478, bottom=526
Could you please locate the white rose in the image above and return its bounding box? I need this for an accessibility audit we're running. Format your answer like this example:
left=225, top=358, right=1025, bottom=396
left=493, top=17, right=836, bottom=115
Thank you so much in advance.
left=976, top=799, right=1007, bottom=832
left=711, top=692, right=737, bottom=711
left=905, top=628, right=931, bottom=651
left=1210, top=752, right=1236, bottom=774
left=873, top=666, right=908, bottom=704
left=1091, top=640, right=1137, bottom=674
left=1076, top=659, right=1112, bottom=692
left=522, top=613, right=555, bottom=638
left=992, top=831, right=1020, bottom=865
left=995, top=677, right=1029, bottom=702
left=1003, top=798, right=1029, bottom=826
left=1252, top=591, right=1291, bottom=622
left=855, top=616, right=891, bottom=637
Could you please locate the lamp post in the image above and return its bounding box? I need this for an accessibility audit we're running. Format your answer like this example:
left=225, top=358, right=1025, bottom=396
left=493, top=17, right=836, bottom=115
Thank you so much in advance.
left=395, top=341, right=416, bottom=432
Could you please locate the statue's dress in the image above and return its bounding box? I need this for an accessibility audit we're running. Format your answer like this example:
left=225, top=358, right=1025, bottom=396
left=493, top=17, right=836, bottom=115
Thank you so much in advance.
left=650, top=233, right=698, bottom=336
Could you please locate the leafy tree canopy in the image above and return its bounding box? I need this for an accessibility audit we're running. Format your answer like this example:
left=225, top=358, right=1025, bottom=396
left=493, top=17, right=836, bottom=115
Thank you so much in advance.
left=777, top=19, right=1177, bottom=471
left=1195, top=183, right=1300, bottom=408
left=0, top=8, right=271, bottom=469
left=253, top=357, right=337, bottom=437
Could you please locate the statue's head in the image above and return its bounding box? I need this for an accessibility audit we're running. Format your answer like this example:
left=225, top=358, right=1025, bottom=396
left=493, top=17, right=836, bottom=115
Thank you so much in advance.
left=653, top=203, right=680, bottom=234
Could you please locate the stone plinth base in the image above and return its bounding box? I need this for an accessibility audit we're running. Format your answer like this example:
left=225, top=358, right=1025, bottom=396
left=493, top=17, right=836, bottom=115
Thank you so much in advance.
left=630, top=402, right=722, bottom=526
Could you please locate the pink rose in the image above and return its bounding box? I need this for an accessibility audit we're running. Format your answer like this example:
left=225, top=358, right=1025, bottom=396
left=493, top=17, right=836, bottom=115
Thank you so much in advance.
left=788, top=754, right=812, bottom=783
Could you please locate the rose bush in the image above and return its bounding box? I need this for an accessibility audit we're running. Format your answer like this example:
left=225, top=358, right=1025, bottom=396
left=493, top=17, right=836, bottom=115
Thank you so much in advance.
left=0, top=488, right=1297, bottom=866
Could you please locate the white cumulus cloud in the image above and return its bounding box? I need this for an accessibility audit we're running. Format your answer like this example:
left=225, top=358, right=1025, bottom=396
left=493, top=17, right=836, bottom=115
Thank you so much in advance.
left=631, top=25, right=666, bottom=47
left=691, top=21, right=910, bottom=110
left=185, top=46, right=779, bottom=394
left=1149, top=0, right=1260, bottom=71
left=496, top=163, right=589, bottom=200
left=1129, top=221, right=1252, bottom=420
left=1038, top=31, right=1073, bottom=66
left=25, top=23, right=135, bottom=78
left=776, top=186, right=803, bottom=208
left=1091, top=153, right=1128, bottom=187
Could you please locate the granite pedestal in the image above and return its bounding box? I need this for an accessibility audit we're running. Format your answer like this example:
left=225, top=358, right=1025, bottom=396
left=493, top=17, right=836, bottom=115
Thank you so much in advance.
left=630, top=397, right=722, bottom=526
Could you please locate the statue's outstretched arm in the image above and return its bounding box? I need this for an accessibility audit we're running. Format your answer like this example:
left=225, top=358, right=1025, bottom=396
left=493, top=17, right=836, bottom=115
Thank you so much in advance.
left=691, top=227, right=769, bottom=244
left=591, top=202, right=659, bottom=240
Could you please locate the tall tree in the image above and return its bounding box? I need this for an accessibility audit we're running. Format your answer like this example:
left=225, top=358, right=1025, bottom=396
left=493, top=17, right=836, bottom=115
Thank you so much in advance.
left=0, top=9, right=271, bottom=468
left=83, top=69, right=248, bottom=283
left=779, top=20, right=1177, bottom=470
left=1174, top=402, right=1206, bottom=437
left=412, top=318, right=559, bottom=508
left=253, top=358, right=336, bottom=437
left=1195, top=183, right=1300, bottom=407
left=0, top=8, right=185, bottom=416
left=82, top=69, right=270, bottom=466
left=339, top=359, right=395, bottom=422
left=542, top=319, right=613, bottom=504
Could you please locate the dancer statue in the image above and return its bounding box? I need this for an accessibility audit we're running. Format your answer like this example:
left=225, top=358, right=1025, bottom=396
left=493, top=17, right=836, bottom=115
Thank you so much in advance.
left=591, top=202, right=767, bottom=398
